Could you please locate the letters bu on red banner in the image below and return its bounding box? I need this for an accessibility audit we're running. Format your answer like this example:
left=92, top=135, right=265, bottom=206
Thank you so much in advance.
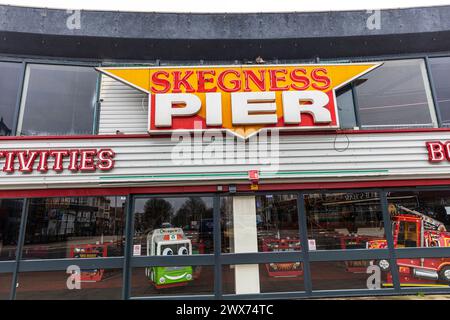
left=98, top=64, right=380, bottom=139
left=426, top=141, right=450, bottom=162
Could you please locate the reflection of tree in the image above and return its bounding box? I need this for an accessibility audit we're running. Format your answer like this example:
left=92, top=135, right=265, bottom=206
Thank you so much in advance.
left=172, top=197, right=209, bottom=228
left=141, top=198, right=174, bottom=232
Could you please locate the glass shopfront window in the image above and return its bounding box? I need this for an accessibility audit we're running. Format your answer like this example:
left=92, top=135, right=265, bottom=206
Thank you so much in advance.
left=379, top=190, right=450, bottom=288
left=15, top=269, right=123, bottom=300
left=0, top=273, right=12, bottom=300
left=429, top=57, right=450, bottom=126
left=21, top=196, right=126, bottom=260
left=0, top=62, right=22, bottom=136
left=17, top=64, right=98, bottom=136
left=130, top=266, right=214, bottom=297
left=0, top=199, right=23, bottom=261
left=131, top=196, right=214, bottom=296
left=310, top=260, right=392, bottom=291
left=304, top=192, right=385, bottom=251
left=356, top=59, right=436, bottom=128
left=386, top=190, right=450, bottom=249
left=221, top=195, right=303, bottom=295
left=1, top=187, right=450, bottom=299
left=222, top=263, right=305, bottom=294
left=222, top=194, right=300, bottom=254
left=394, top=257, right=450, bottom=288
left=336, top=85, right=357, bottom=129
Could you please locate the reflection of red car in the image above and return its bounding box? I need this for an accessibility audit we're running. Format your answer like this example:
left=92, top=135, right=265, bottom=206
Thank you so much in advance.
left=368, top=206, right=450, bottom=285
left=261, top=238, right=302, bottom=277
left=69, top=243, right=111, bottom=282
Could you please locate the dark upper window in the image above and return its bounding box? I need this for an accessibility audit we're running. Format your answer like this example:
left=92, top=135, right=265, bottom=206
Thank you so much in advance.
left=0, top=62, right=22, bottom=136
left=355, top=59, right=437, bottom=128
left=429, top=57, right=450, bottom=126
left=17, top=64, right=98, bottom=136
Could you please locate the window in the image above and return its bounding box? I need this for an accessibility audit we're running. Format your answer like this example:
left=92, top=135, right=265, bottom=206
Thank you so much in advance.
left=221, top=195, right=303, bottom=294
left=310, top=260, right=392, bottom=291
left=222, top=194, right=300, bottom=254
left=17, top=64, right=98, bottom=136
left=429, top=57, right=450, bottom=126
left=22, top=196, right=126, bottom=260
left=393, top=257, right=450, bottom=287
left=386, top=190, right=450, bottom=249
left=0, top=62, right=22, bottom=136
left=355, top=59, right=437, bottom=128
left=336, top=85, right=357, bottom=129
left=304, top=192, right=385, bottom=251
left=15, top=269, right=123, bottom=300
left=131, top=196, right=215, bottom=297
left=0, top=274, right=12, bottom=300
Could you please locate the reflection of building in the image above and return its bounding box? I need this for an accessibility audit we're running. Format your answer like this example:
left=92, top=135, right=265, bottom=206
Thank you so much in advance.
left=0, top=117, right=11, bottom=136
left=26, top=196, right=123, bottom=243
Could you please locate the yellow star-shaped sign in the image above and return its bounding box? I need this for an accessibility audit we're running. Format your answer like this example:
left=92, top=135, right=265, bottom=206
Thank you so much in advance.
left=98, top=64, right=379, bottom=138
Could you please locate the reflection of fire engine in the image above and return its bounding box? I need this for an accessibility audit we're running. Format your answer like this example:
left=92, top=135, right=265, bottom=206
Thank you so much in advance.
left=368, top=205, right=450, bottom=284
left=261, top=238, right=302, bottom=277
left=69, top=243, right=111, bottom=282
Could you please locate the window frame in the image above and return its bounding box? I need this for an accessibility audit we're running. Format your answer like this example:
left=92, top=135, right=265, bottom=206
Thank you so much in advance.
left=1, top=53, right=450, bottom=135
left=15, top=63, right=101, bottom=136
left=0, top=57, right=101, bottom=138
left=0, top=187, right=449, bottom=300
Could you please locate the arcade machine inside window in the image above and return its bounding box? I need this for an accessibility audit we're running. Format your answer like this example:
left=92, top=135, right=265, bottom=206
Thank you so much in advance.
left=130, top=196, right=214, bottom=297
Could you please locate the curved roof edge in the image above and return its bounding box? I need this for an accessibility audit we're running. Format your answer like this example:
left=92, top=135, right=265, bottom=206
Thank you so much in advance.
left=0, top=5, right=449, bottom=60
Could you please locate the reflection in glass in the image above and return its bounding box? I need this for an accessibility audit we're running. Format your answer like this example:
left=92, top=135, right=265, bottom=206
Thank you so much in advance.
left=356, top=59, right=435, bottom=128
left=15, top=269, right=122, bottom=300
left=429, top=57, right=450, bottom=126
left=131, top=266, right=214, bottom=297
left=221, top=195, right=302, bottom=294
left=0, top=199, right=23, bottom=261
left=0, top=62, right=22, bottom=136
left=336, top=85, right=357, bottom=129
left=0, top=273, right=12, bottom=300
left=18, top=64, right=98, bottom=136
left=134, top=197, right=214, bottom=255
left=387, top=191, right=450, bottom=247
left=222, top=195, right=299, bottom=254
left=385, top=191, right=450, bottom=287
left=305, top=192, right=385, bottom=251
left=22, top=196, right=126, bottom=260
left=132, top=197, right=213, bottom=293
left=222, top=263, right=305, bottom=294
left=395, top=258, right=450, bottom=287
left=310, top=260, right=392, bottom=291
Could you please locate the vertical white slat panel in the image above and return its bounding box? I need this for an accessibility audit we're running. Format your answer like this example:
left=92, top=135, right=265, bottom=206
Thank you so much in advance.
left=98, top=75, right=148, bottom=134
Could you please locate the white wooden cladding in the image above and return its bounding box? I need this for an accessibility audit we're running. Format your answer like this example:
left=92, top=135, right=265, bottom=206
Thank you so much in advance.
left=98, top=74, right=148, bottom=135
left=0, top=132, right=449, bottom=190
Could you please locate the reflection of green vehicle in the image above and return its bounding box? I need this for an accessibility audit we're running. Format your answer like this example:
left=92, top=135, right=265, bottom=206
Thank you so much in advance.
left=145, top=228, right=193, bottom=288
